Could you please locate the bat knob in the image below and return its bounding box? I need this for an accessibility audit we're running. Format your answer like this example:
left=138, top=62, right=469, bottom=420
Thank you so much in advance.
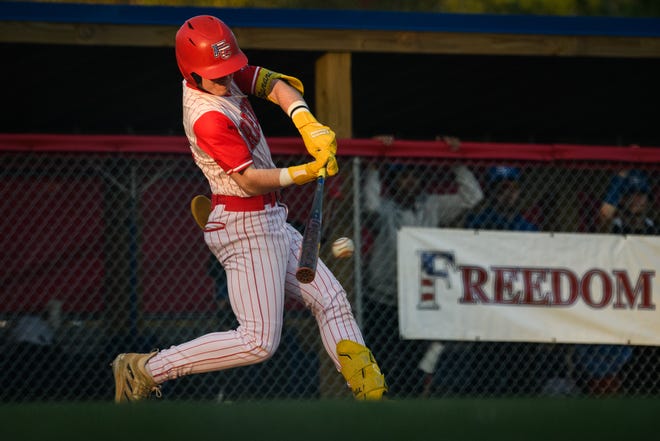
left=296, top=268, right=315, bottom=284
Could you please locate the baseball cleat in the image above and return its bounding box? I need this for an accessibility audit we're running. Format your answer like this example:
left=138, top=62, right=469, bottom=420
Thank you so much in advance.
left=337, top=340, right=388, bottom=400
left=111, top=350, right=161, bottom=403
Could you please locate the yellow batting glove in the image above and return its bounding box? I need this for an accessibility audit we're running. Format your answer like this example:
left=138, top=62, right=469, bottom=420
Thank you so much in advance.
left=283, top=155, right=339, bottom=186
left=326, top=154, right=339, bottom=177
left=291, top=109, right=338, bottom=159
left=287, top=157, right=325, bottom=186
left=309, top=148, right=338, bottom=176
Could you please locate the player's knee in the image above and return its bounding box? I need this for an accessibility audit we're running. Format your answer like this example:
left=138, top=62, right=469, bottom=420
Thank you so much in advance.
left=245, top=335, right=281, bottom=363
left=247, top=345, right=277, bottom=364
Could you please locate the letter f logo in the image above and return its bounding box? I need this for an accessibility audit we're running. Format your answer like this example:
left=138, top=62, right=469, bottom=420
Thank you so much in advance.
left=418, top=251, right=456, bottom=310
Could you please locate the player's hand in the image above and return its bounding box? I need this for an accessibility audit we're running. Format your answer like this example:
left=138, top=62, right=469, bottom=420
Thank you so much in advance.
left=293, top=110, right=338, bottom=159
left=310, top=148, right=339, bottom=177
left=287, top=156, right=337, bottom=185
left=325, top=154, right=339, bottom=177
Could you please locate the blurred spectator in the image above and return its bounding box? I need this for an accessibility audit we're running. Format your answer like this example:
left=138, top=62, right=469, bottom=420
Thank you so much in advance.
left=568, top=169, right=656, bottom=397
left=465, top=166, right=539, bottom=231
left=422, top=166, right=546, bottom=396
left=572, top=344, right=633, bottom=396
left=1, top=305, right=57, bottom=400
left=600, top=169, right=658, bottom=235
left=10, top=313, right=55, bottom=347
left=362, top=136, right=483, bottom=397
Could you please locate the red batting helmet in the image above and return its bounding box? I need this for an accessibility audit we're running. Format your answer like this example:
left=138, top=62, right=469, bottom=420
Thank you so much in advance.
left=175, top=15, right=248, bottom=85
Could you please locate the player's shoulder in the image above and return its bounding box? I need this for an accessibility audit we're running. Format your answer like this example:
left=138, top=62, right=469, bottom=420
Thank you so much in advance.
left=184, top=95, right=220, bottom=122
left=233, top=65, right=260, bottom=94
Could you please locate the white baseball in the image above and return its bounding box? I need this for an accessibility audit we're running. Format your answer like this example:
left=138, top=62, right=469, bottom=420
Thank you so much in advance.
left=332, top=237, right=355, bottom=259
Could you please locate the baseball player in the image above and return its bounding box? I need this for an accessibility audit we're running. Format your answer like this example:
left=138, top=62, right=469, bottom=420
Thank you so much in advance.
left=111, top=15, right=386, bottom=402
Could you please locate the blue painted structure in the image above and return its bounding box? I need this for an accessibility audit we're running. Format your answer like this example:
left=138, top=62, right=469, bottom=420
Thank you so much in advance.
left=1, top=1, right=660, bottom=37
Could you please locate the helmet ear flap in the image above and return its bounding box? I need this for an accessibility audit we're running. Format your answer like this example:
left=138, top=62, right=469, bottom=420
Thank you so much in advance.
left=190, top=72, right=203, bottom=88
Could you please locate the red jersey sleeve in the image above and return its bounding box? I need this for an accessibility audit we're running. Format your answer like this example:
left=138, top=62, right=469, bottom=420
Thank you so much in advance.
left=233, top=65, right=260, bottom=95
left=193, top=111, right=253, bottom=174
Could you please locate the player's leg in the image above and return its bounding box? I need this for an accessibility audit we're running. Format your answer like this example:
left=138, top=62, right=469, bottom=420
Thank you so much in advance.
left=284, top=224, right=387, bottom=400
left=148, top=208, right=289, bottom=380
left=112, top=207, right=289, bottom=402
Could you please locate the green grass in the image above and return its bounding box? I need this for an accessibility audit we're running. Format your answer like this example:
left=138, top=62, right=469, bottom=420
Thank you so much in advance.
left=1, top=398, right=658, bottom=441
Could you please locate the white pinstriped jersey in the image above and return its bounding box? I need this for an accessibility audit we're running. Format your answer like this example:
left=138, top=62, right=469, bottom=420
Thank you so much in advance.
left=181, top=75, right=276, bottom=196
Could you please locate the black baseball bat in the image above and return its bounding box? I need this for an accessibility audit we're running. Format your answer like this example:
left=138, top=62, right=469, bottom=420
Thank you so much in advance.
left=295, top=167, right=327, bottom=283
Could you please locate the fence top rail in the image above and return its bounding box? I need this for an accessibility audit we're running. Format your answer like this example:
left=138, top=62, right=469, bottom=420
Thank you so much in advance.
left=3, top=2, right=660, bottom=37
left=1, top=133, right=658, bottom=163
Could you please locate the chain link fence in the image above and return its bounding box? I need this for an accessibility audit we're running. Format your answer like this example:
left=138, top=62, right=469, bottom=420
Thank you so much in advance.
left=1, top=143, right=658, bottom=403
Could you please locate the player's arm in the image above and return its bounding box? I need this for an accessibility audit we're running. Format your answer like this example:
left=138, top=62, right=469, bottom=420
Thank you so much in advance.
left=233, top=66, right=307, bottom=112
left=239, top=66, right=304, bottom=103
left=453, top=165, right=484, bottom=209
left=230, top=79, right=335, bottom=193
left=230, top=160, right=326, bottom=195
left=599, top=170, right=629, bottom=228
left=363, top=165, right=383, bottom=213
left=238, top=66, right=338, bottom=176
left=270, top=79, right=339, bottom=176
left=425, top=166, right=485, bottom=226
left=267, top=78, right=307, bottom=117
left=194, top=111, right=324, bottom=195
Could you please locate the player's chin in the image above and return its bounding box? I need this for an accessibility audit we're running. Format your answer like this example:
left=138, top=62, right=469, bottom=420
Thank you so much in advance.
left=207, top=84, right=230, bottom=96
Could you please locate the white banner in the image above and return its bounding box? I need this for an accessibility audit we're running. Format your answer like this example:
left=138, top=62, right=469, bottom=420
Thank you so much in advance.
left=398, top=228, right=660, bottom=346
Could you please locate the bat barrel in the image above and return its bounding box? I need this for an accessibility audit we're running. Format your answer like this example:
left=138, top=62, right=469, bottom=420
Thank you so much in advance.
left=295, top=168, right=326, bottom=284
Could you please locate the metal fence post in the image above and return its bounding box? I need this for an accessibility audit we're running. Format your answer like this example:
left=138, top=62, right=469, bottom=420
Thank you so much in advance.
left=352, top=156, right=363, bottom=328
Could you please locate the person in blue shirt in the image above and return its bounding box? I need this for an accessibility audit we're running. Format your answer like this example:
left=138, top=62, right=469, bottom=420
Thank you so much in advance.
left=465, top=166, right=539, bottom=231
left=600, top=169, right=658, bottom=235
left=571, top=168, right=658, bottom=396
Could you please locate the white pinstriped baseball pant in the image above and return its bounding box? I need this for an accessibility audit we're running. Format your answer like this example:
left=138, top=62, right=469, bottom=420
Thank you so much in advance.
left=148, top=202, right=364, bottom=383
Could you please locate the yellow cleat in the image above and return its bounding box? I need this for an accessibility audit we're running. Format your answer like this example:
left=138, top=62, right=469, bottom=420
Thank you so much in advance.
left=337, top=340, right=388, bottom=400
